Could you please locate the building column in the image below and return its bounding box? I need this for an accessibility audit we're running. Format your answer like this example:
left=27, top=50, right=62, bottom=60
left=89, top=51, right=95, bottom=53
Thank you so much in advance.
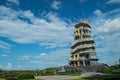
left=83, top=60, right=86, bottom=66
left=77, top=61, right=80, bottom=66
left=74, top=61, right=76, bottom=66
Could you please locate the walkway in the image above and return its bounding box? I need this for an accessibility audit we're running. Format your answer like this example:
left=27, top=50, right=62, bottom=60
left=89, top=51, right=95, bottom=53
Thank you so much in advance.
left=35, top=72, right=105, bottom=80
left=35, top=75, right=81, bottom=80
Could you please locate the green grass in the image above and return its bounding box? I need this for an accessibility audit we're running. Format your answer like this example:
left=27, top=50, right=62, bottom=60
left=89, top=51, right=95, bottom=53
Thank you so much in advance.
left=0, top=78, right=43, bottom=80
left=0, top=78, right=5, bottom=80
left=59, top=72, right=80, bottom=76
left=71, top=66, right=120, bottom=80
left=58, top=71, right=80, bottom=76
left=71, top=74, right=120, bottom=80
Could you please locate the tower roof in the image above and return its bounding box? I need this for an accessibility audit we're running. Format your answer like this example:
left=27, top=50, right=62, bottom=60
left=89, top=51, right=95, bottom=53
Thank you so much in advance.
left=74, top=19, right=90, bottom=28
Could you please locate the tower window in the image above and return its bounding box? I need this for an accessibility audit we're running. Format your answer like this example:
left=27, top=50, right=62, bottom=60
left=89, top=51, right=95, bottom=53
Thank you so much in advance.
left=75, top=55, right=77, bottom=57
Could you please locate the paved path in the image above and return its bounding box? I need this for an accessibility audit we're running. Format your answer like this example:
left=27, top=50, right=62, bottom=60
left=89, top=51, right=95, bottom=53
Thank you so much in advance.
left=35, top=72, right=105, bottom=80
left=35, top=75, right=81, bottom=80
left=80, top=72, right=106, bottom=78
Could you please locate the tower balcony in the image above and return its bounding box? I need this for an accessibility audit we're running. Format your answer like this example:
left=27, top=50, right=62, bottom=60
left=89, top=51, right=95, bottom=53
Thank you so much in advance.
left=83, top=27, right=91, bottom=31
left=69, top=57, right=88, bottom=61
left=69, top=56, right=97, bottom=62
left=89, top=56, right=98, bottom=60
left=77, top=27, right=91, bottom=31
left=71, top=38, right=94, bottom=48
left=78, top=50, right=95, bottom=55
left=69, top=58, right=78, bottom=61
left=77, top=56, right=98, bottom=61
left=82, top=34, right=92, bottom=37
left=78, top=57, right=88, bottom=61
left=71, top=44, right=95, bottom=53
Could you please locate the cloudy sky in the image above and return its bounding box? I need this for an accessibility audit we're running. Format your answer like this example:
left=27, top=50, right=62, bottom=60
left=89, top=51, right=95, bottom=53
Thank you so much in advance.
left=0, top=0, right=120, bottom=70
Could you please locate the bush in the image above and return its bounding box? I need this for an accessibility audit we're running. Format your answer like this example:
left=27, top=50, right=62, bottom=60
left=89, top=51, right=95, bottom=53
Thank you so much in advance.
left=0, top=71, right=35, bottom=79
left=58, top=70, right=80, bottom=76
left=40, top=67, right=57, bottom=75
left=99, top=67, right=120, bottom=74
left=17, top=73, right=34, bottom=79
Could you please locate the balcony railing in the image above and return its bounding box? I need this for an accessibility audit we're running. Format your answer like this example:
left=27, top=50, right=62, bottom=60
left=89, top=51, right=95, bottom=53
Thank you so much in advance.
left=69, top=58, right=78, bottom=61
left=78, top=50, right=95, bottom=54
left=71, top=38, right=94, bottom=47
left=89, top=56, right=98, bottom=59
left=69, top=57, right=88, bottom=61
left=83, top=27, right=91, bottom=30
left=78, top=57, right=88, bottom=60
left=71, top=44, right=95, bottom=53
left=69, top=55, right=97, bottom=61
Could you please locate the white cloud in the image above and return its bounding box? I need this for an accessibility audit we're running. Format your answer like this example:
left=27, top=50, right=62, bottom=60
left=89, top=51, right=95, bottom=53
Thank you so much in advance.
left=29, top=48, right=70, bottom=69
left=40, top=53, right=47, bottom=56
left=0, top=6, right=73, bottom=48
left=90, top=9, right=120, bottom=65
left=93, top=10, right=103, bottom=16
left=98, top=18, right=120, bottom=34
left=6, top=63, right=12, bottom=69
left=1, top=54, right=8, bottom=57
left=51, top=0, right=61, bottom=10
left=18, top=64, right=22, bottom=68
left=20, top=55, right=30, bottom=61
left=92, top=9, right=120, bottom=34
left=106, top=0, right=120, bottom=4
left=0, top=41, right=11, bottom=50
left=0, top=5, right=73, bottom=70
left=22, top=10, right=34, bottom=18
left=7, top=0, right=19, bottom=5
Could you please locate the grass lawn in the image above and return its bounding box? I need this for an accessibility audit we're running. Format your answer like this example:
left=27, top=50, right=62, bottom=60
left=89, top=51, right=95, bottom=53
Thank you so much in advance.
left=58, top=71, right=80, bottom=76
left=71, top=74, right=120, bottom=80
left=0, top=78, right=5, bottom=80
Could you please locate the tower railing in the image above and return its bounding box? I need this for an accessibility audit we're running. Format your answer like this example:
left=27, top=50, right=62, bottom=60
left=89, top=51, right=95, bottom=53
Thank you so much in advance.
left=83, top=27, right=91, bottom=30
left=78, top=27, right=91, bottom=30
left=69, top=54, right=97, bottom=62
left=71, top=44, right=95, bottom=53
left=78, top=50, right=95, bottom=54
left=68, top=57, right=77, bottom=61
left=71, top=38, right=94, bottom=47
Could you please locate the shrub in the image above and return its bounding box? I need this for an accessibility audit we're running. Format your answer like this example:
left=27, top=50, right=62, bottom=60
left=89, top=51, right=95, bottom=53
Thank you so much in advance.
left=0, top=71, right=35, bottom=79
left=99, top=67, right=120, bottom=74
left=17, top=73, right=34, bottom=79
left=40, top=68, right=57, bottom=75
left=58, top=70, right=80, bottom=76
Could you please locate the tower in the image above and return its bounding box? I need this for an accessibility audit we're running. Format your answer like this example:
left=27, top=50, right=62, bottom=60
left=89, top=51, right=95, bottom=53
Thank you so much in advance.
left=69, top=19, right=98, bottom=67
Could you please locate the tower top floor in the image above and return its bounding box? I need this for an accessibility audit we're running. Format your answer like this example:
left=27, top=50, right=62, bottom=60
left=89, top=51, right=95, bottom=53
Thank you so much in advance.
left=74, top=19, right=90, bottom=28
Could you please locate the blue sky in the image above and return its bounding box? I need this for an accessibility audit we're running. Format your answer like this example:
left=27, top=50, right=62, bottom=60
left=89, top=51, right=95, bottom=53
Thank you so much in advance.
left=0, top=0, right=120, bottom=70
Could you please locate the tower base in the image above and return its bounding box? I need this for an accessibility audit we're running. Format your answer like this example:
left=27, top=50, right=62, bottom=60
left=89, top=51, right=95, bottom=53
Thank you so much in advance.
left=60, top=63, right=108, bottom=72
